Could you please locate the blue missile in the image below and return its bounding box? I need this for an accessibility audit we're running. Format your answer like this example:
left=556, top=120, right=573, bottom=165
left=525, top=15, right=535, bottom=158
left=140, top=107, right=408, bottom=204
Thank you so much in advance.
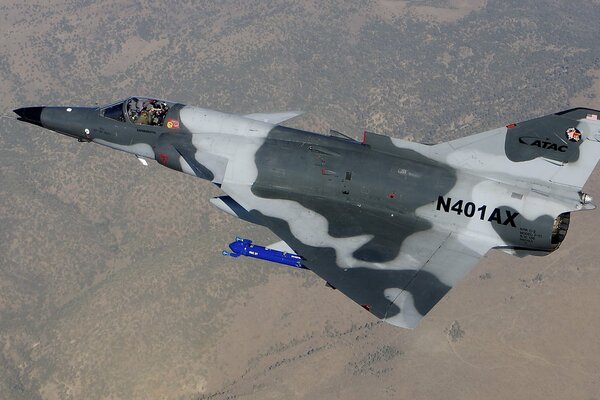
left=222, top=237, right=307, bottom=269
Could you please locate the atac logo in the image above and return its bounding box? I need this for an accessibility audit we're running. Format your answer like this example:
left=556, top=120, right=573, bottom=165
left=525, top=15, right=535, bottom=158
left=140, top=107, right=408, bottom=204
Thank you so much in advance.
left=518, top=136, right=568, bottom=152
left=565, top=127, right=581, bottom=142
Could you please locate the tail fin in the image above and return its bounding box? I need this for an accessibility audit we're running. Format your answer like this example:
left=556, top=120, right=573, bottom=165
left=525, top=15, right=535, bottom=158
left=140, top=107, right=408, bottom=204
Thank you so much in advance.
left=433, top=108, right=600, bottom=190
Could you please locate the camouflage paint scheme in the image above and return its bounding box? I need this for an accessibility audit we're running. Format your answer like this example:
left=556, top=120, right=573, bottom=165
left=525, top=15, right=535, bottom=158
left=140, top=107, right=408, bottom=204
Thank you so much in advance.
left=14, top=99, right=600, bottom=328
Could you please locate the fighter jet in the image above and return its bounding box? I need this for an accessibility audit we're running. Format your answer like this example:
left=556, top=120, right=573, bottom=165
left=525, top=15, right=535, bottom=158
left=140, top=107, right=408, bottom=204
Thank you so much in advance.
left=14, top=98, right=600, bottom=328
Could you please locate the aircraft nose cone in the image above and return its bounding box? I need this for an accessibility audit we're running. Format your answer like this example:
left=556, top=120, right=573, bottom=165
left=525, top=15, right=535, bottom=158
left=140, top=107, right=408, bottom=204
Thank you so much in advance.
left=14, top=107, right=44, bottom=127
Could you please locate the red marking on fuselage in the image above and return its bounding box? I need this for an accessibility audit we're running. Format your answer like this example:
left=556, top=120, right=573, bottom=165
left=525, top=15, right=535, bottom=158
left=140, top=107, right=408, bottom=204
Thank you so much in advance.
left=158, top=153, right=169, bottom=166
left=388, top=193, right=396, bottom=199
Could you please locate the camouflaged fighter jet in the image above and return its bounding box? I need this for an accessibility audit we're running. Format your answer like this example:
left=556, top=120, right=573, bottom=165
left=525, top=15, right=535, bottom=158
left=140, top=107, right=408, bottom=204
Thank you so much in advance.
left=13, top=98, right=600, bottom=328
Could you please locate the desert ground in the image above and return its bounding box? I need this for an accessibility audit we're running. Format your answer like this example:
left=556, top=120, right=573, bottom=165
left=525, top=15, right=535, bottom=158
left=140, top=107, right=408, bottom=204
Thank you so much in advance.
left=1, top=1, right=600, bottom=399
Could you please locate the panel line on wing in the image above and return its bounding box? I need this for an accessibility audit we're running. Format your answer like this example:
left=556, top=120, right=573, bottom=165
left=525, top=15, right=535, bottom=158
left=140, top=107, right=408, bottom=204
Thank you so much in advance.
left=384, top=232, right=452, bottom=320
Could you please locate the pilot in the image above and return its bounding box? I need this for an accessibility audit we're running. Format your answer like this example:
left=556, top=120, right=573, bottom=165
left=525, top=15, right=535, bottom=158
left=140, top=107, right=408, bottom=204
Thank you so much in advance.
left=137, top=110, right=149, bottom=125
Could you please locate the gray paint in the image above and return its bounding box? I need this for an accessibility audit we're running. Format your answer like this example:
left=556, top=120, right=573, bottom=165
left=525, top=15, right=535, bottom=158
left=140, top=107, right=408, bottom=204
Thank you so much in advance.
left=505, top=114, right=582, bottom=162
left=249, top=210, right=451, bottom=319
left=13, top=99, right=600, bottom=328
left=251, top=126, right=457, bottom=263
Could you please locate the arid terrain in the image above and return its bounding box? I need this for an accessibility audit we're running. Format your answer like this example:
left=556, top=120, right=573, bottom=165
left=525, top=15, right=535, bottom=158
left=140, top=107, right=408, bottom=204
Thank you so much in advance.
left=1, top=1, right=600, bottom=399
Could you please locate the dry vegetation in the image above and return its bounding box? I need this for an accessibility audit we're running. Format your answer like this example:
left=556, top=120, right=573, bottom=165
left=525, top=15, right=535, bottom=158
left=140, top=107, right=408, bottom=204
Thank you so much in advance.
left=1, top=0, right=600, bottom=399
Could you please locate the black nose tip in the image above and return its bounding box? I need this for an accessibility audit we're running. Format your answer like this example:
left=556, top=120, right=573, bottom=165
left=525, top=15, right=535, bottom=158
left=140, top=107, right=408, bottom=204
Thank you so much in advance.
left=14, top=107, right=44, bottom=127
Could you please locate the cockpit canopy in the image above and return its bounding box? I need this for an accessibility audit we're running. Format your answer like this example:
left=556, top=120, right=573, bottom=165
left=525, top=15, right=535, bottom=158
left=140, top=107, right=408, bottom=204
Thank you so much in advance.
left=101, top=97, right=177, bottom=127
